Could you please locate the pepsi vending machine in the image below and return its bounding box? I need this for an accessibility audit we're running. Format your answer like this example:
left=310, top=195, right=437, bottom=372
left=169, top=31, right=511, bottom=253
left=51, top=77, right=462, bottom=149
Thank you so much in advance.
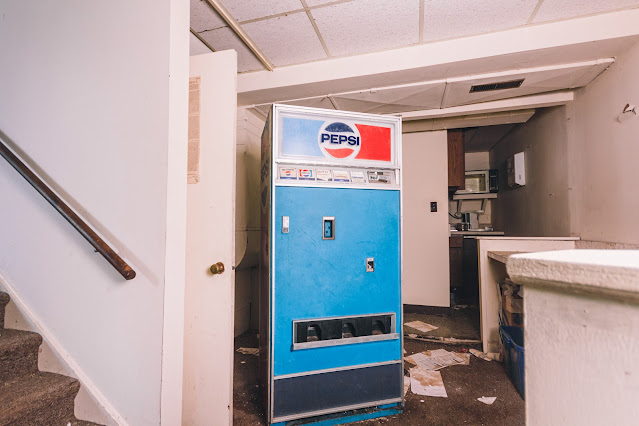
left=260, top=104, right=403, bottom=425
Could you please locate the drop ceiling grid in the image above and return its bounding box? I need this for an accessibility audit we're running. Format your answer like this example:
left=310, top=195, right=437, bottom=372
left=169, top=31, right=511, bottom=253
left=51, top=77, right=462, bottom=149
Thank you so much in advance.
left=190, top=0, right=227, bottom=32
left=242, top=12, right=328, bottom=66
left=199, top=27, right=265, bottom=72
left=311, top=0, right=420, bottom=57
left=422, top=0, right=539, bottom=43
left=219, top=0, right=305, bottom=23
left=533, top=0, right=639, bottom=23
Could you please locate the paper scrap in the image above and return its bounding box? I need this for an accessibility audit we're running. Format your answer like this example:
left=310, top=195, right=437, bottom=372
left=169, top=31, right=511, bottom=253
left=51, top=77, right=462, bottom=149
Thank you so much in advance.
left=403, top=375, right=411, bottom=396
left=470, top=349, right=492, bottom=361
left=478, top=396, right=497, bottom=405
left=237, top=347, right=259, bottom=356
left=405, top=349, right=469, bottom=371
left=410, top=368, right=447, bottom=397
left=404, top=320, right=438, bottom=334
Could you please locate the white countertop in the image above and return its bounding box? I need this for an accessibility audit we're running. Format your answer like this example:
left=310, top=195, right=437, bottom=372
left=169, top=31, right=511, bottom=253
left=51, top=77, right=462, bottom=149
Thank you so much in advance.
left=449, top=230, right=505, bottom=236
left=507, top=249, right=639, bottom=301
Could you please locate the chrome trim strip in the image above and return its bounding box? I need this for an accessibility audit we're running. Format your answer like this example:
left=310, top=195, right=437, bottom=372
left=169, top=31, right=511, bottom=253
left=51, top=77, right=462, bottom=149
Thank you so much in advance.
left=293, top=333, right=399, bottom=350
left=274, top=359, right=401, bottom=380
left=271, top=397, right=403, bottom=423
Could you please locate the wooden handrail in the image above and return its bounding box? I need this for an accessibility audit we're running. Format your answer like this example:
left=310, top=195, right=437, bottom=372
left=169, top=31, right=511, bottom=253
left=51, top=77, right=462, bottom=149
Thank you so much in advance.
left=0, top=138, right=136, bottom=280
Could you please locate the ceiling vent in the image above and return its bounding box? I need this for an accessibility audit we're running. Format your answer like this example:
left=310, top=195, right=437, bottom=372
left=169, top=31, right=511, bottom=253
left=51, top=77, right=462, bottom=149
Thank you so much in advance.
left=470, top=79, right=525, bottom=93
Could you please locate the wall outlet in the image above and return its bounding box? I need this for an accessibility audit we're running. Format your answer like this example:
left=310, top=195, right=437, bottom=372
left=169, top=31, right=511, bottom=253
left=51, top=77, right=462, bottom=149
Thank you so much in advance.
left=430, top=201, right=437, bottom=212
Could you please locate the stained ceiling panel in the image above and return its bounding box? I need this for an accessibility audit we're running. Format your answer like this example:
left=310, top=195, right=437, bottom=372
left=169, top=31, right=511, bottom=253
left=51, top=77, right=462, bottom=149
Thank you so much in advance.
left=219, top=0, right=303, bottom=23
left=441, top=60, right=613, bottom=108
left=311, top=0, right=420, bottom=57
left=190, top=0, right=227, bottom=32
left=533, top=0, right=639, bottom=23
left=243, top=12, right=327, bottom=66
left=199, top=27, right=265, bottom=72
left=422, top=0, right=538, bottom=42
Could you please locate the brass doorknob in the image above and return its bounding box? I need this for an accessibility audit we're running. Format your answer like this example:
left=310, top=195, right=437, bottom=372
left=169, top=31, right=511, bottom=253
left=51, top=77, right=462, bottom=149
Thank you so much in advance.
left=210, top=262, right=225, bottom=275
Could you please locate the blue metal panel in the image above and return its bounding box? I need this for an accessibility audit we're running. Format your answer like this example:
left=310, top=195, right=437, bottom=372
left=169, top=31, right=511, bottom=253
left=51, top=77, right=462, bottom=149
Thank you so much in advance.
left=281, top=117, right=324, bottom=157
left=273, top=186, right=401, bottom=376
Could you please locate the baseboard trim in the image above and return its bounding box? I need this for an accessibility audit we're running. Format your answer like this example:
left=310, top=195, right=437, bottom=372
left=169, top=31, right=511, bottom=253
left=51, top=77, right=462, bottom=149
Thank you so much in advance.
left=0, top=271, right=125, bottom=426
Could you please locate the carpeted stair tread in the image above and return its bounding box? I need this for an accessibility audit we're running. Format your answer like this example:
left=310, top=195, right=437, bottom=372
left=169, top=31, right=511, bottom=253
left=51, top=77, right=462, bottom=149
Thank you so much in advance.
left=0, top=292, right=9, bottom=329
left=0, top=328, right=42, bottom=382
left=0, top=371, right=80, bottom=425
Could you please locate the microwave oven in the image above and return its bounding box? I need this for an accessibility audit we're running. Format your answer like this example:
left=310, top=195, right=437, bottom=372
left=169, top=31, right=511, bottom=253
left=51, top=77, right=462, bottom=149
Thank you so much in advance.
left=463, top=169, right=498, bottom=193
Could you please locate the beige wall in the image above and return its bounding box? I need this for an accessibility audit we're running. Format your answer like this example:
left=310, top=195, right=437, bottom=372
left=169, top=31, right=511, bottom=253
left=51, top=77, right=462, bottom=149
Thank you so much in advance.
left=490, top=106, right=574, bottom=237
left=0, top=1, right=188, bottom=424
left=490, top=40, right=639, bottom=244
left=403, top=131, right=450, bottom=307
left=570, top=41, right=639, bottom=244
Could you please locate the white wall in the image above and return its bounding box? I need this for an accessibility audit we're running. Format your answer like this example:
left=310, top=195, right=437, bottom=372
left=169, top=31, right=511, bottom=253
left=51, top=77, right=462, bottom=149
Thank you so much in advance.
left=490, top=107, right=574, bottom=237
left=403, top=131, right=450, bottom=307
left=570, top=41, right=639, bottom=244
left=0, top=1, right=188, bottom=425
left=234, top=108, right=264, bottom=336
left=183, top=51, right=237, bottom=425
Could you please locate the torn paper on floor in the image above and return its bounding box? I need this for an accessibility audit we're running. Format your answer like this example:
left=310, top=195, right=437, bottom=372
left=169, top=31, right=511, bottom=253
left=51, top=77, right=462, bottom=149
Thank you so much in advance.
left=404, top=375, right=411, bottom=396
left=410, top=368, right=447, bottom=397
left=478, top=396, right=497, bottom=405
left=404, top=320, right=438, bottom=334
left=405, top=349, right=469, bottom=371
left=470, top=349, right=499, bottom=361
left=237, top=347, right=259, bottom=356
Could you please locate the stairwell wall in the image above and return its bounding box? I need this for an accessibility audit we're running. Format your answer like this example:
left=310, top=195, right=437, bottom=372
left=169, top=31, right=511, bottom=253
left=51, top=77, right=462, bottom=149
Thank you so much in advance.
left=0, top=1, right=189, bottom=425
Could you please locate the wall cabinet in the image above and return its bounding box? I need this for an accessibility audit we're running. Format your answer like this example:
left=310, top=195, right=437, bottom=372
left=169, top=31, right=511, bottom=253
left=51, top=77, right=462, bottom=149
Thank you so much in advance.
left=447, top=130, right=465, bottom=190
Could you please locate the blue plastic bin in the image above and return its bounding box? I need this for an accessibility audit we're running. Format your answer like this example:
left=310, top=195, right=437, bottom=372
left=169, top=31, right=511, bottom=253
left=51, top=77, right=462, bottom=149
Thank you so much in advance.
left=500, top=326, right=525, bottom=399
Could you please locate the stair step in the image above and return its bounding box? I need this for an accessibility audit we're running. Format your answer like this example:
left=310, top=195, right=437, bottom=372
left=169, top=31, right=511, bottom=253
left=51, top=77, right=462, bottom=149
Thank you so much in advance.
left=0, top=292, right=9, bottom=329
left=0, top=371, right=81, bottom=425
left=0, top=329, right=42, bottom=382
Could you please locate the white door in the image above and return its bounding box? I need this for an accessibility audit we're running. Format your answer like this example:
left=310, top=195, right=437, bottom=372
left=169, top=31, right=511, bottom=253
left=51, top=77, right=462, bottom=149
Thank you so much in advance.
left=183, top=50, right=237, bottom=425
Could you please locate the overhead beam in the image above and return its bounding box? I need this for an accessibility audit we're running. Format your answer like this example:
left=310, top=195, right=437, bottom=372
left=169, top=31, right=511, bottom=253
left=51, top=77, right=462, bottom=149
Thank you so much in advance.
left=237, top=8, right=639, bottom=105
left=398, top=90, right=574, bottom=121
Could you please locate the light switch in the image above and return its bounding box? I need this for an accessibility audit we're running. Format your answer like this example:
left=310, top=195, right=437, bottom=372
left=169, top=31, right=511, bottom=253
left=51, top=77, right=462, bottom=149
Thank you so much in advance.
left=282, top=216, right=289, bottom=233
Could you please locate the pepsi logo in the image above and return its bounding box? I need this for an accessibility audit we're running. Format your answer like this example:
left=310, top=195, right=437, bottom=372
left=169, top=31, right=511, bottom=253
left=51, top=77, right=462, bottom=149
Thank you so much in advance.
left=318, top=121, right=361, bottom=159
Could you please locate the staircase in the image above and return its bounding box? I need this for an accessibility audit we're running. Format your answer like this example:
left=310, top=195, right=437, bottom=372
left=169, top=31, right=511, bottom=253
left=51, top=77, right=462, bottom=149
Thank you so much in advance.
left=0, top=292, right=101, bottom=425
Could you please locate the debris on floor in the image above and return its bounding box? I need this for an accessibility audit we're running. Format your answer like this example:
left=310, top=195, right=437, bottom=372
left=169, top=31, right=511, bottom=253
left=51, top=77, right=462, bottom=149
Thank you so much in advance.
left=405, top=334, right=482, bottom=345
left=403, top=375, right=411, bottom=396
left=404, top=320, right=438, bottom=334
left=405, top=349, right=469, bottom=371
left=237, top=347, right=259, bottom=356
left=409, top=368, right=447, bottom=398
left=470, top=348, right=500, bottom=361
left=478, top=396, right=497, bottom=405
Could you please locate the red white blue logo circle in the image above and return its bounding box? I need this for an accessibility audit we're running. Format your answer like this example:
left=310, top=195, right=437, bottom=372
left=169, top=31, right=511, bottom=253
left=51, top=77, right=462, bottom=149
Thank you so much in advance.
left=318, top=121, right=361, bottom=159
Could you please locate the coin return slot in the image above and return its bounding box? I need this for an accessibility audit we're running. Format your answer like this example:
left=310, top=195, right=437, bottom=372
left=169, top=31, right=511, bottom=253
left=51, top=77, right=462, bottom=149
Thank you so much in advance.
left=293, top=314, right=396, bottom=349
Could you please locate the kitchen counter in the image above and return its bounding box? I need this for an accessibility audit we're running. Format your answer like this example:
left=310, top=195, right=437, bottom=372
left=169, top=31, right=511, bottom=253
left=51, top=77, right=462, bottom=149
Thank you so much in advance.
left=449, top=230, right=505, bottom=236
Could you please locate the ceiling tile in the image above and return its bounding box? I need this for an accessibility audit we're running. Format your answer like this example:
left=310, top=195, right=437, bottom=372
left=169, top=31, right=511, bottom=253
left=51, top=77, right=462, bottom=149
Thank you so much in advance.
left=312, top=0, right=420, bottom=57
left=286, top=97, right=336, bottom=110
left=441, top=61, right=609, bottom=108
left=305, top=0, right=348, bottom=6
left=422, top=0, right=538, bottom=42
left=533, top=0, right=639, bottom=23
left=242, top=12, right=327, bottom=66
left=189, top=33, right=212, bottom=56
left=199, top=27, right=265, bottom=72
left=220, top=0, right=304, bottom=22
left=190, top=0, right=227, bottom=33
